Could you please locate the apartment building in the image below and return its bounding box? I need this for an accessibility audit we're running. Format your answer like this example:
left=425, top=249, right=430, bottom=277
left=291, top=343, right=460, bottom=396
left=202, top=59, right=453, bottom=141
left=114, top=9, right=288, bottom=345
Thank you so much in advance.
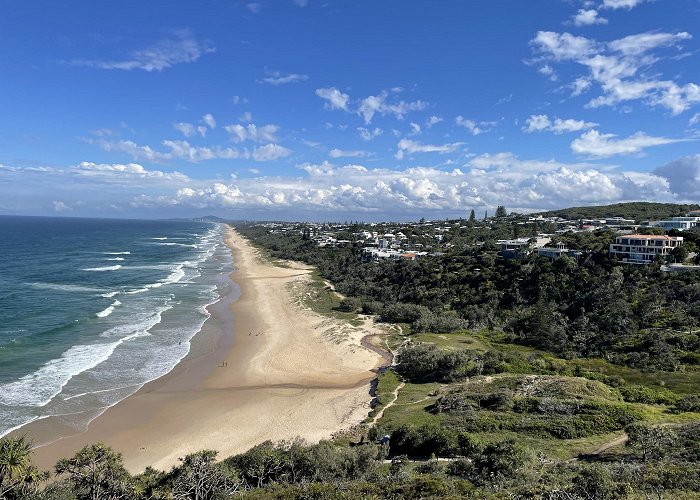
left=609, top=234, right=683, bottom=264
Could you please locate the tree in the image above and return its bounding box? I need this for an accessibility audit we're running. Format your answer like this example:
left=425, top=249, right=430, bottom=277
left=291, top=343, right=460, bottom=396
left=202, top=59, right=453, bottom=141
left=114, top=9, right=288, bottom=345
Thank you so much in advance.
left=495, top=206, right=507, bottom=218
left=0, top=435, right=48, bottom=499
left=171, top=450, right=241, bottom=500
left=55, top=443, right=133, bottom=500
left=468, top=209, right=476, bottom=222
left=626, top=423, right=676, bottom=463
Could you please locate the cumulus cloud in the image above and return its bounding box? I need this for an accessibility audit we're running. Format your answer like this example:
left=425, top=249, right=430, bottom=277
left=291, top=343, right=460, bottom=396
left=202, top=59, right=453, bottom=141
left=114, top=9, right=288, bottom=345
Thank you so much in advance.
left=524, top=114, right=598, bottom=134
left=653, top=155, right=700, bottom=198
left=357, top=91, right=427, bottom=124
left=315, top=87, right=350, bottom=110
left=530, top=29, right=699, bottom=114
left=357, top=127, right=383, bottom=141
left=455, top=116, right=494, bottom=135
left=70, top=30, right=214, bottom=72
left=202, top=113, right=216, bottom=129
left=570, top=129, right=685, bottom=157
left=572, top=9, right=608, bottom=26
left=252, top=144, right=291, bottom=161
left=87, top=137, right=250, bottom=163
left=426, top=116, right=443, bottom=128
left=224, top=123, right=279, bottom=143
left=395, top=139, right=464, bottom=160
left=5, top=155, right=693, bottom=217
left=317, top=87, right=427, bottom=124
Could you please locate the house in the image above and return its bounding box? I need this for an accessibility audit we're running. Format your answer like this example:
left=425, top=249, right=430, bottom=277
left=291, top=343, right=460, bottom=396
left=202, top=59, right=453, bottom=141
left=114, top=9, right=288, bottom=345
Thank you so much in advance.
left=653, top=216, right=700, bottom=232
left=537, top=242, right=582, bottom=260
left=609, top=234, right=683, bottom=264
left=497, top=238, right=532, bottom=259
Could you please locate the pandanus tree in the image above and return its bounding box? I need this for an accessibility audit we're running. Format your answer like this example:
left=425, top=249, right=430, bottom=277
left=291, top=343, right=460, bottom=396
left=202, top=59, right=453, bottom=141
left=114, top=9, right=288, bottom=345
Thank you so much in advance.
left=0, top=435, right=48, bottom=499
left=55, top=443, right=133, bottom=500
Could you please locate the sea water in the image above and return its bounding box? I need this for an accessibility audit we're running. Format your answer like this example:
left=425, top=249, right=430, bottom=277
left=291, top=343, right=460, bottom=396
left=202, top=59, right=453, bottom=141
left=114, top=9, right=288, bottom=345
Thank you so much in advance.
left=0, top=216, right=233, bottom=437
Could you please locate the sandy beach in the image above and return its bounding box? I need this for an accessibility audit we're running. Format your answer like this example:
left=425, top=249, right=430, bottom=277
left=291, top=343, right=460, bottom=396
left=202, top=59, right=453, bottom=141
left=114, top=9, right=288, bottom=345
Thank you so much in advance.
left=22, top=226, right=385, bottom=473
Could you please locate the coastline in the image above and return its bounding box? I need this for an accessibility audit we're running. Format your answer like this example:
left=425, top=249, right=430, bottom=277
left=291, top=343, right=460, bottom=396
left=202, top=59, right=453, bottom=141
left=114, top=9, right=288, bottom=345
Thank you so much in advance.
left=21, top=226, right=385, bottom=473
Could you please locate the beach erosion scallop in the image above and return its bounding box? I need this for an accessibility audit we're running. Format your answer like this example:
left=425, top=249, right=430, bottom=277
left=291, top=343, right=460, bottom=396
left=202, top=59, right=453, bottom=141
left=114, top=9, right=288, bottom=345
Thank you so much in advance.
left=0, top=216, right=234, bottom=438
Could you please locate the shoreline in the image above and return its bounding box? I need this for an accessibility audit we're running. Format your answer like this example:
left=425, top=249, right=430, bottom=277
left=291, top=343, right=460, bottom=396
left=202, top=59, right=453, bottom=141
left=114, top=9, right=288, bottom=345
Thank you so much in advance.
left=20, top=225, right=385, bottom=473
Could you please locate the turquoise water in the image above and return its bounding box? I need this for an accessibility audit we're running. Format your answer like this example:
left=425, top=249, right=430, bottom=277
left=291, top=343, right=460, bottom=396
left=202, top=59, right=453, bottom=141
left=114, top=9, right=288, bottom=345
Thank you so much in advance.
left=0, top=216, right=233, bottom=437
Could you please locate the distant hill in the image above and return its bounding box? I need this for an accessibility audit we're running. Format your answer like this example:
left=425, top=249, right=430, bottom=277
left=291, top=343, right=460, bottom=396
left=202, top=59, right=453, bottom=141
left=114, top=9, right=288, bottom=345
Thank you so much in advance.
left=193, top=215, right=229, bottom=222
left=537, top=202, right=699, bottom=222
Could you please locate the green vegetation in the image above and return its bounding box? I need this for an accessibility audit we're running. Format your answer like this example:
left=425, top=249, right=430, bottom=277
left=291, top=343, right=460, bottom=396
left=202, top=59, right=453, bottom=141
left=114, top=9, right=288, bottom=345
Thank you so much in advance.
left=537, top=201, right=700, bottom=222
left=8, top=205, right=700, bottom=498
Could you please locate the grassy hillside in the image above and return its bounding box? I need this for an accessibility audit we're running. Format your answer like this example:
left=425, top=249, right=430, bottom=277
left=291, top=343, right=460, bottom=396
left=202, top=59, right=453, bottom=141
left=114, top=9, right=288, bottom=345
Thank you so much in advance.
left=537, top=202, right=699, bottom=222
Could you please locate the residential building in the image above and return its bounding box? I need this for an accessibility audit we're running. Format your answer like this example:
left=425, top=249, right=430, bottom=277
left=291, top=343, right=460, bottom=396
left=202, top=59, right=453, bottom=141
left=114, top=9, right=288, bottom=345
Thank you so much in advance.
left=609, top=234, right=683, bottom=264
left=653, top=216, right=700, bottom=231
left=497, top=238, right=532, bottom=259
left=537, top=242, right=582, bottom=260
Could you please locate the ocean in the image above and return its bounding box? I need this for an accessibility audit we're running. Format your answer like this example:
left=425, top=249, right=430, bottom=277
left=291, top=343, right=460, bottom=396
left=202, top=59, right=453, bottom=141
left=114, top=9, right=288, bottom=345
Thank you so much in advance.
left=0, top=216, right=233, bottom=438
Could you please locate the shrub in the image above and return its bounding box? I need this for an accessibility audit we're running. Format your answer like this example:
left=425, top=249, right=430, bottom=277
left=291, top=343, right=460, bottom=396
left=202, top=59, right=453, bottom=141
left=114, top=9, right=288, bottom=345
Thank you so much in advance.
left=619, top=385, right=678, bottom=405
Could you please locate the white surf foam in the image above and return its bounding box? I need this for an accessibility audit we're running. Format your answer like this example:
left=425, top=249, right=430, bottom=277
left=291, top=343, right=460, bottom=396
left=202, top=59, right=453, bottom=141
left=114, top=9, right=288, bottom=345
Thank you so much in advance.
left=82, top=265, right=122, bottom=272
left=95, top=300, right=121, bottom=318
left=104, top=252, right=130, bottom=255
left=106, top=257, right=125, bottom=261
left=27, top=283, right=108, bottom=294
left=0, top=306, right=168, bottom=408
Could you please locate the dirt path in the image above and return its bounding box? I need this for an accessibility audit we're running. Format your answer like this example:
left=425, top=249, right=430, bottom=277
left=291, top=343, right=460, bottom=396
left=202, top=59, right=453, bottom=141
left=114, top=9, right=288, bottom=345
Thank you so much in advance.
left=371, top=381, right=406, bottom=425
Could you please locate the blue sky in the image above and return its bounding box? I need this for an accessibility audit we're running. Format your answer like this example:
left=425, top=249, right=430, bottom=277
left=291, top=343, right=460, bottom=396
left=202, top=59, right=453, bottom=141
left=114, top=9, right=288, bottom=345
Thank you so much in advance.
left=1, top=0, right=699, bottom=220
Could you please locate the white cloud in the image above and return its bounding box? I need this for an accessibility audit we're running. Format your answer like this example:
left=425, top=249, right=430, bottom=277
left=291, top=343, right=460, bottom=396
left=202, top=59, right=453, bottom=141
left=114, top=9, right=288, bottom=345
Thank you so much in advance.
left=70, top=30, right=214, bottom=72
left=601, top=0, right=648, bottom=9
left=570, top=129, right=686, bottom=157
left=524, top=114, right=598, bottom=134
left=259, top=71, right=309, bottom=85
left=690, top=113, right=700, bottom=126
left=52, top=201, right=71, bottom=212
left=357, top=127, right=383, bottom=141
left=315, top=87, right=350, bottom=110
left=86, top=137, right=244, bottom=163
left=608, top=32, right=691, bottom=56
left=247, top=2, right=261, bottom=13
left=357, top=91, right=427, bottom=124
left=409, top=122, right=422, bottom=136
left=531, top=31, right=598, bottom=61
left=538, top=64, right=557, bottom=81
left=224, top=123, right=280, bottom=143
left=252, top=144, right=291, bottom=161
left=455, top=116, right=493, bottom=135
left=572, top=9, right=608, bottom=26
left=395, top=139, right=464, bottom=160
left=4, top=155, right=690, bottom=217
left=174, top=122, right=199, bottom=138
left=531, top=30, right=699, bottom=114
left=426, top=116, right=443, bottom=128
left=654, top=155, right=700, bottom=197
left=329, top=148, right=369, bottom=158
left=202, top=113, right=216, bottom=129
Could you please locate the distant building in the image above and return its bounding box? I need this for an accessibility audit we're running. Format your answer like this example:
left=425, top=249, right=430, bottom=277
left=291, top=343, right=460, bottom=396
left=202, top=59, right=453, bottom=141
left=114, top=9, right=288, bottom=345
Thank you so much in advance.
left=609, top=234, right=683, bottom=264
left=497, top=238, right=532, bottom=259
left=653, top=216, right=700, bottom=232
left=537, top=242, right=582, bottom=260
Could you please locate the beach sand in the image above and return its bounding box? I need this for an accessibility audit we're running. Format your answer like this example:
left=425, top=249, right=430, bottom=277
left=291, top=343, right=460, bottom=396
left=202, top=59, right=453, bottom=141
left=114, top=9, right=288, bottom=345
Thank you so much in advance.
left=24, top=226, right=385, bottom=473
